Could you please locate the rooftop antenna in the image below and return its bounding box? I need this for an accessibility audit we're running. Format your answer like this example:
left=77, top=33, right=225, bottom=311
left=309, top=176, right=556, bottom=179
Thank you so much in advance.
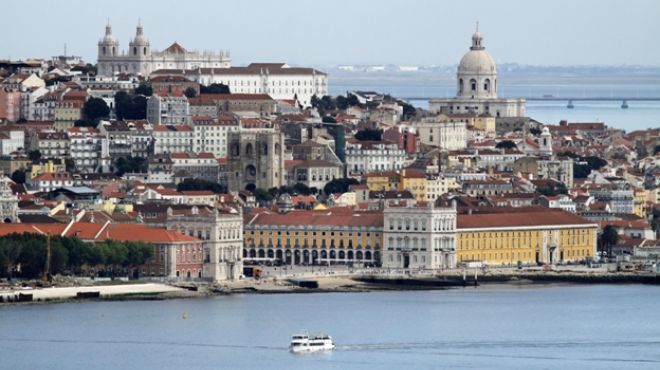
left=476, top=21, right=479, bottom=32
left=64, top=43, right=67, bottom=57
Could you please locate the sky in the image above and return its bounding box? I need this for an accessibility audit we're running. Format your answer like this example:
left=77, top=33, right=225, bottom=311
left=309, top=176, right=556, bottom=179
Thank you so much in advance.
left=2, top=0, right=659, bottom=67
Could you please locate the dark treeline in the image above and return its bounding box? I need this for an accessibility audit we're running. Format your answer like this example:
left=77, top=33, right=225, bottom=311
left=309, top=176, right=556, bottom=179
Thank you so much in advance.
left=0, top=233, right=153, bottom=280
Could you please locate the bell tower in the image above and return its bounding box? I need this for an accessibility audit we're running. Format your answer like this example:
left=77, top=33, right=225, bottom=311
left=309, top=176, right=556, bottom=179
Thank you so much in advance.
left=129, top=19, right=151, bottom=75
left=97, top=20, right=119, bottom=76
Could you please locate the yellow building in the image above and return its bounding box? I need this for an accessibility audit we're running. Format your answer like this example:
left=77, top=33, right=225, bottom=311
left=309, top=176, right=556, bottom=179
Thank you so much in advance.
left=365, top=169, right=428, bottom=202
left=456, top=209, right=598, bottom=266
left=633, top=187, right=647, bottom=218
left=243, top=208, right=383, bottom=266
left=30, top=160, right=66, bottom=179
left=438, top=113, right=496, bottom=137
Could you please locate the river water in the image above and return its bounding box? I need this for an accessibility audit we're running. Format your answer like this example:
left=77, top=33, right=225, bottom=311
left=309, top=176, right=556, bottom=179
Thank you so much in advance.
left=2, top=284, right=660, bottom=369
left=329, top=72, right=660, bottom=131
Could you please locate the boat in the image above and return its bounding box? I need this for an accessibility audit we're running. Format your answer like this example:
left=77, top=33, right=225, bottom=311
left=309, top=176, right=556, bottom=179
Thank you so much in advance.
left=621, top=100, right=629, bottom=109
left=567, top=99, right=574, bottom=109
left=290, top=331, right=335, bottom=353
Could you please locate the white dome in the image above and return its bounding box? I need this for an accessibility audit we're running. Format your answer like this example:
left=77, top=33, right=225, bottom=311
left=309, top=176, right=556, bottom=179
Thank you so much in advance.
left=455, top=31, right=498, bottom=99
left=458, top=31, right=496, bottom=75
left=458, top=49, right=496, bottom=75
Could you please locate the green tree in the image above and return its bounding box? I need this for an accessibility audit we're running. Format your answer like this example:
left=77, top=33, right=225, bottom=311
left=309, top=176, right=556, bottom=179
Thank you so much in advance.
left=355, top=129, right=383, bottom=141
left=115, top=91, right=147, bottom=120
left=324, top=178, right=359, bottom=195
left=336, top=95, right=349, bottom=110
left=200, top=83, right=230, bottom=94
left=176, top=178, right=227, bottom=193
left=600, top=225, right=619, bottom=258
left=536, top=182, right=568, bottom=197
left=134, top=82, right=153, bottom=96
left=83, top=97, right=110, bottom=121
left=401, top=102, right=416, bottom=119
left=253, top=188, right=274, bottom=204
left=114, top=156, right=147, bottom=176
left=495, top=140, right=517, bottom=149
left=28, top=150, right=41, bottom=163
left=11, top=170, right=26, bottom=184
left=184, top=87, right=197, bottom=98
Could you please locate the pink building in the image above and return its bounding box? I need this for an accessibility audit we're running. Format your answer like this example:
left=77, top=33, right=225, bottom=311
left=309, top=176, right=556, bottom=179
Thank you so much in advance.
left=0, top=89, right=21, bottom=122
left=382, top=126, right=419, bottom=154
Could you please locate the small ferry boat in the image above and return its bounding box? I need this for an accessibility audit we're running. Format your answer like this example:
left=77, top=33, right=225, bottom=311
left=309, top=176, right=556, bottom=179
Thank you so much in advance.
left=290, top=331, right=335, bottom=353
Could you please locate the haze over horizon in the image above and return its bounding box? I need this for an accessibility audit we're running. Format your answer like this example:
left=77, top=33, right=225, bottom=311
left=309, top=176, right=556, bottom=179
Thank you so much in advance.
left=2, top=0, right=660, bottom=68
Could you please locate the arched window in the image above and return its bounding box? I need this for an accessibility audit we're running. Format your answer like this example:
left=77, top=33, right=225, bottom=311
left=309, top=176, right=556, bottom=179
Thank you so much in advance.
left=112, top=47, right=116, bottom=55
left=484, top=78, right=490, bottom=92
left=245, top=143, right=253, bottom=157
left=143, top=47, right=147, bottom=55
left=102, top=46, right=106, bottom=55
left=133, top=47, right=137, bottom=55
left=459, top=78, right=464, bottom=94
left=470, top=79, right=477, bottom=92
left=261, top=143, right=268, bottom=156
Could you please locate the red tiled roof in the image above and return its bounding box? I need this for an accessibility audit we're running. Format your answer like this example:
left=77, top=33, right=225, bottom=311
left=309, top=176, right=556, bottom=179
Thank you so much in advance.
left=246, top=209, right=383, bottom=228
left=457, top=209, right=595, bottom=229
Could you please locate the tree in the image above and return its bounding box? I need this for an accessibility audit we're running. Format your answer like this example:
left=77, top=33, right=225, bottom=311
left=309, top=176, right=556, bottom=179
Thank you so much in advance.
left=336, top=95, right=349, bottom=110
left=74, top=119, right=96, bottom=128
left=11, top=170, right=26, bottom=184
left=177, top=178, right=227, bottom=193
left=134, top=82, right=153, bottom=96
left=324, top=178, right=359, bottom=195
left=347, top=94, right=360, bottom=107
left=293, top=182, right=312, bottom=196
left=322, top=116, right=337, bottom=123
left=114, top=156, right=147, bottom=176
left=495, top=140, right=517, bottom=149
left=600, top=225, right=619, bottom=258
left=28, top=150, right=41, bottom=163
left=253, top=188, right=274, bottom=204
left=83, top=97, right=110, bottom=121
left=200, top=83, right=230, bottom=94
left=401, top=102, right=416, bottom=119
left=115, top=91, right=147, bottom=120
left=184, top=87, right=197, bottom=98
left=536, top=182, right=568, bottom=197
left=355, top=129, right=383, bottom=141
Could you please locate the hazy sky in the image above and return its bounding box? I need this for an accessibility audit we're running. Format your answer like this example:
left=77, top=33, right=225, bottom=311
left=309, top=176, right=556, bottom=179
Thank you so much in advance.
left=2, top=0, right=659, bottom=67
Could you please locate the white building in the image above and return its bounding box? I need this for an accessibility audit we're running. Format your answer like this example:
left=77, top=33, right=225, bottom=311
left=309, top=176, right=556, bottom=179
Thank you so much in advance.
left=166, top=206, right=243, bottom=281
left=429, top=30, right=525, bottom=118
left=153, top=63, right=328, bottom=107
left=97, top=21, right=230, bottom=77
left=426, top=176, right=460, bottom=201
left=152, top=124, right=194, bottom=154
left=191, top=116, right=239, bottom=158
left=382, top=200, right=457, bottom=270
left=146, top=95, right=190, bottom=125
left=414, top=118, right=467, bottom=150
left=0, top=126, right=25, bottom=155
left=67, top=127, right=110, bottom=173
left=345, top=139, right=407, bottom=176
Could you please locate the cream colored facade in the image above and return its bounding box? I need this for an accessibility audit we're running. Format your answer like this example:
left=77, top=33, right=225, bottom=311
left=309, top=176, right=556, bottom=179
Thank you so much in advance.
left=382, top=200, right=457, bottom=270
left=414, top=118, right=467, bottom=150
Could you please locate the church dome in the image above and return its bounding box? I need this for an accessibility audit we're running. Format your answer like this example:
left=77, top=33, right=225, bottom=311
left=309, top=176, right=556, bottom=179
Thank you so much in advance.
left=455, top=30, right=498, bottom=99
left=457, top=32, right=496, bottom=75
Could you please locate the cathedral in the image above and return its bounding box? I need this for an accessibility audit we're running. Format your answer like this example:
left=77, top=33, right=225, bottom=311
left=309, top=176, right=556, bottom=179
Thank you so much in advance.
left=429, top=29, right=526, bottom=118
left=97, top=20, right=230, bottom=77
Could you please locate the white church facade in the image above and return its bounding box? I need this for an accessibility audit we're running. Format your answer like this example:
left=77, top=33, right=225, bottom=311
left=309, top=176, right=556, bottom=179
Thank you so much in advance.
left=97, top=21, right=230, bottom=77
left=429, top=30, right=526, bottom=118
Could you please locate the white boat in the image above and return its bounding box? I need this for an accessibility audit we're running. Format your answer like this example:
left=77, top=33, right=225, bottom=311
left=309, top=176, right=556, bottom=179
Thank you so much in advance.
left=290, top=331, right=335, bottom=353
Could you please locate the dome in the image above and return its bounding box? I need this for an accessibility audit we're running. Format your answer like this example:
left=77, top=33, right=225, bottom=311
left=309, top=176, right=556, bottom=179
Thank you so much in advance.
left=100, top=23, right=118, bottom=45
left=458, top=49, right=496, bottom=74
left=457, top=31, right=496, bottom=75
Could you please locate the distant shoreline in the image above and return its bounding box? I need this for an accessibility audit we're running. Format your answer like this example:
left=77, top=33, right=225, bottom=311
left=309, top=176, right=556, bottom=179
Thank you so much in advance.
left=2, top=271, right=658, bottom=306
